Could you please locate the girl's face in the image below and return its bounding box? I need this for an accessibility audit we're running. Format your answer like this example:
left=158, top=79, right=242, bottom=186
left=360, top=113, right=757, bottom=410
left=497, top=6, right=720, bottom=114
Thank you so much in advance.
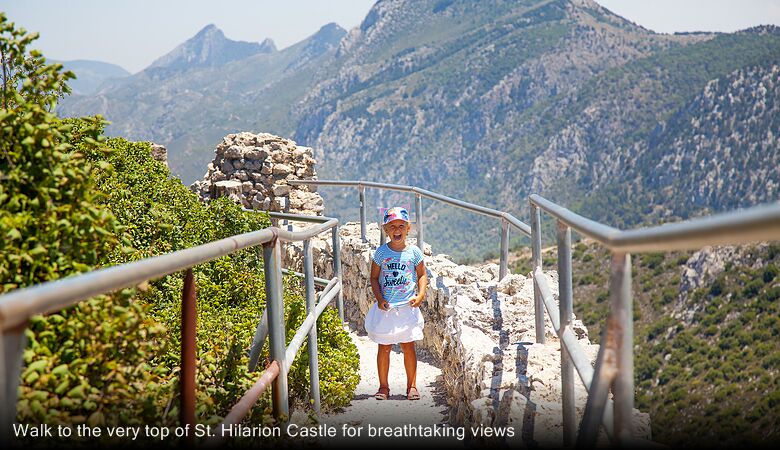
left=384, top=220, right=410, bottom=244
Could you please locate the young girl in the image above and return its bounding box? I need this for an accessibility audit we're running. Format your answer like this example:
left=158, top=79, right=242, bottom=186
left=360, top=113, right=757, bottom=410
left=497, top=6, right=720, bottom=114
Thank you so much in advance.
left=365, top=207, right=427, bottom=401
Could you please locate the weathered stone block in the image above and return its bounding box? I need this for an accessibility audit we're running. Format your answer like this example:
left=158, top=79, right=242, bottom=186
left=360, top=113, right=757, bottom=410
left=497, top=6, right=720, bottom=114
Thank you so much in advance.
left=272, top=183, right=291, bottom=196
left=272, top=163, right=293, bottom=175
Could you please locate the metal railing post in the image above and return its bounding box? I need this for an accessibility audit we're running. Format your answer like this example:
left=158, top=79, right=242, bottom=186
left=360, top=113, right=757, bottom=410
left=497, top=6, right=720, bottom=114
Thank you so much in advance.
left=359, top=185, right=367, bottom=242
left=577, top=325, right=618, bottom=447
left=531, top=203, right=545, bottom=344
left=284, top=196, right=292, bottom=232
left=332, top=226, right=345, bottom=323
left=611, top=252, right=634, bottom=444
left=557, top=221, right=576, bottom=447
left=180, top=268, right=197, bottom=443
left=303, top=240, right=321, bottom=414
left=499, top=218, right=509, bottom=280
left=415, top=193, right=424, bottom=252
left=379, top=218, right=386, bottom=245
left=263, top=233, right=289, bottom=419
left=0, top=321, right=27, bottom=447
left=247, top=308, right=269, bottom=372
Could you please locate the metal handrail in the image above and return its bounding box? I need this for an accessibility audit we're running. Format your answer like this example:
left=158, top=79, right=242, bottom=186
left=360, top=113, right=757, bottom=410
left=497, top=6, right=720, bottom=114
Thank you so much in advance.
left=528, top=194, right=780, bottom=447
left=534, top=268, right=615, bottom=440
left=0, top=228, right=275, bottom=330
left=206, top=277, right=342, bottom=447
left=289, top=179, right=531, bottom=279
left=0, top=214, right=339, bottom=329
left=0, top=210, right=345, bottom=446
left=255, top=209, right=345, bottom=323
left=4, top=170, right=777, bottom=448
left=282, top=269, right=330, bottom=287
left=529, top=194, right=780, bottom=252
left=289, top=180, right=532, bottom=234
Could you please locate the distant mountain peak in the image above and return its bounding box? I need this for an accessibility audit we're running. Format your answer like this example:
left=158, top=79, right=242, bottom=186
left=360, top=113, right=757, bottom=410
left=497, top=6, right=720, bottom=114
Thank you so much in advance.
left=283, top=22, right=346, bottom=72
left=259, top=38, right=277, bottom=52
left=196, top=23, right=222, bottom=36
left=310, top=22, right=347, bottom=45
left=317, top=22, right=346, bottom=36
left=148, top=24, right=275, bottom=73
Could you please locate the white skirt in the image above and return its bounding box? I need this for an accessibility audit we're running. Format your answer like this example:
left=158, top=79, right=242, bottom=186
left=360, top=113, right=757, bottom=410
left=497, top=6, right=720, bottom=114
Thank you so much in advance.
left=364, top=302, right=425, bottom=345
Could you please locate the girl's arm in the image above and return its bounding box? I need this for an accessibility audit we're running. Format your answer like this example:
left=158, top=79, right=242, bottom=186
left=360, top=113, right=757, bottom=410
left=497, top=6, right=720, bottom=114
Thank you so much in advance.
left=410, top=261, right=427, bottom=307
left=370, top=260, right=389, bottom=311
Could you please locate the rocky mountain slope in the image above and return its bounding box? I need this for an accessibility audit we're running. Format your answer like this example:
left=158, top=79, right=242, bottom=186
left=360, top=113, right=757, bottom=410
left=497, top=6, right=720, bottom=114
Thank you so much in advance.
left=56, top=0, right=780, bottom=260
left=630, top=61, right=780, bottom=218
left=295, top=0, right=780, bottom=259
left=549, top=27, right=780, bottom=228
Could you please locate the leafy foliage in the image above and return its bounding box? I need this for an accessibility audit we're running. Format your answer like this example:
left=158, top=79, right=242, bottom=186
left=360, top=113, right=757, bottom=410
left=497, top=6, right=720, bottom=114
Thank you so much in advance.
left=0, top=13, right=166, bottom=430
left=19, top=289, right=167, bottom=426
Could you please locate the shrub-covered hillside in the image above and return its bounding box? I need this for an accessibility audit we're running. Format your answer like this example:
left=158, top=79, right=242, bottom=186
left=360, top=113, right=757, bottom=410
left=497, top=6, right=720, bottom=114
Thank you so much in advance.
left=0, top=14, right=358, bottom=442
left=511, top=240, right=780, bottom=447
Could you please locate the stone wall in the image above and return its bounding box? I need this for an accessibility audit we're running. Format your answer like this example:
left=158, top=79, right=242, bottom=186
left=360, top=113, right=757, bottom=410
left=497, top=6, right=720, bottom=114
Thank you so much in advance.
left=190, top=132, right=324, bottom=215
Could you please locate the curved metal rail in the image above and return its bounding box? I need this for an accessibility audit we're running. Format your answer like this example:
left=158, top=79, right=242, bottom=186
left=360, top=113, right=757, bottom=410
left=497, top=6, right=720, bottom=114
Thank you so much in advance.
left=289, top=179, right=531, bottom=279
left=292, top=179, right=780, bottom=447
left=2, top=177, right=779, bottom=448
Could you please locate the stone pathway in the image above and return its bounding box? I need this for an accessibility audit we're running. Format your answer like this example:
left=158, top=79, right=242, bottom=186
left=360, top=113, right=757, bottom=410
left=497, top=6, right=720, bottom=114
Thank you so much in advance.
left=316, top=323, right=466, bottom=446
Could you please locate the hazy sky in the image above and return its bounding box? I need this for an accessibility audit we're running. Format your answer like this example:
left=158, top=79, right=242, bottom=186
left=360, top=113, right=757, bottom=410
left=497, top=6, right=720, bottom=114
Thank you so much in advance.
left=2, top=0, right=780, bottom=74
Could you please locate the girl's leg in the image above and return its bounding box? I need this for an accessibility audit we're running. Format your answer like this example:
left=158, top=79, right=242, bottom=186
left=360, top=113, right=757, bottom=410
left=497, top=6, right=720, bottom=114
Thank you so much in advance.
left=377, top=344, right=392, bottom=396
left=399, top=342, right=418, bottom=395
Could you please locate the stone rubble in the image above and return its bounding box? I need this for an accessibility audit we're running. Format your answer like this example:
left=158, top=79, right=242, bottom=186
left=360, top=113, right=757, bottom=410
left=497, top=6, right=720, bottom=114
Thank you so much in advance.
left=190, top=131, right=324, bottom=215
left=149, top=143, right=168, bottom=167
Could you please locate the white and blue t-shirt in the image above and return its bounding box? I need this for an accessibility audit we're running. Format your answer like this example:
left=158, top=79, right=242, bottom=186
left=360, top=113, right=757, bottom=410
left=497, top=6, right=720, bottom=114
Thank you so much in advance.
left=372, top=244, right=424, bottom=307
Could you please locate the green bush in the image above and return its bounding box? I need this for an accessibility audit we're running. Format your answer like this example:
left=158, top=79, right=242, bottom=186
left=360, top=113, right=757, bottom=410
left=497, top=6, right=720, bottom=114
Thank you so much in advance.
left=661, top=287, right=677, bottom=305
left=658, top=363, right=681, bottom=385
left=742, top=279, right=763, bottom=298
left=85, top=136, right=360, bottom=421
left=763, top=264, right=778, bottom=283
left=641, top=252, right=665, bottom=269
left=18, top=290, right=167, bottom=425
left=709, top=277, right=725, bottom=296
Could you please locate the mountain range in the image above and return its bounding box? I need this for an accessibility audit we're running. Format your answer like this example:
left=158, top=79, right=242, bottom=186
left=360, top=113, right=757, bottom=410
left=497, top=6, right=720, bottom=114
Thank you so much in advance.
left=57, top=0, right=780, bottom=260
left=55, top=59, right=130, bottom=95
left=59, top=21, right=345, bottom=184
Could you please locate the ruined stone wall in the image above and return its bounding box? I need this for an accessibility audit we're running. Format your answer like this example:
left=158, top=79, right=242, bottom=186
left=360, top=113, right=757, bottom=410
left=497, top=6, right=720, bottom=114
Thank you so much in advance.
left=190, top=132, right=323, bottom=215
